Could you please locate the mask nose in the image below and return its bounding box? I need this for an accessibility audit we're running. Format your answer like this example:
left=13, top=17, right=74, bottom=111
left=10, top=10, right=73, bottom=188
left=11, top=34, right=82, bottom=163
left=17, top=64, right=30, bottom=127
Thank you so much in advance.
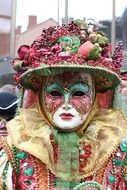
left=62, top=104, right=72, bottom=111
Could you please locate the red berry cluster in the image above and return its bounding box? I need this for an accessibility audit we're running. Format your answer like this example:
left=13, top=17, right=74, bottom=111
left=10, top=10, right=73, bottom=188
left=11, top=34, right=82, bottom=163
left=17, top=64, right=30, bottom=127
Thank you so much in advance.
left=112, top=41, right=123, bottom=69
left=32, top=22, right=80, bottom=50
left=79, top=143, right=91, bottom=173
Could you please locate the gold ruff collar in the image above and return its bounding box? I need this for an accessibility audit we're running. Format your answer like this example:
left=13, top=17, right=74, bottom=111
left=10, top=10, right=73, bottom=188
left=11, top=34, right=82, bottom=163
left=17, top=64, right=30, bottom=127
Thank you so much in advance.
left=6, top=104, right=127, bottom=180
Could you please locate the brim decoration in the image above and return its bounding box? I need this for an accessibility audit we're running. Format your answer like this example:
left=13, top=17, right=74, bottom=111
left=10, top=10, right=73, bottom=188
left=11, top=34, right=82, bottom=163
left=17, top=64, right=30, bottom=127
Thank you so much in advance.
left=11, top=19, right=123, bottom=92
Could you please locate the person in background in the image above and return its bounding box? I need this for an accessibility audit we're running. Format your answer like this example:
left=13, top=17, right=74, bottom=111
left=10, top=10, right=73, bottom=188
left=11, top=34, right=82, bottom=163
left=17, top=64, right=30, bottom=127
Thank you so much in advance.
left=0, top=84, right=19, bottom=96
left=0, top=84, right=19, bottom=136
left=0, top=19, right=126, bottom=189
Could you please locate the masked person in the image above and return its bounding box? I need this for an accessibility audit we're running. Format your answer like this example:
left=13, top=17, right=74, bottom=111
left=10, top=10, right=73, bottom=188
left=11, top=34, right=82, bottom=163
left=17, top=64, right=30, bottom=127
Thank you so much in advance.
left=0, top=92, right=18, bottom=137
left=0, top=20, right=127, bottom=190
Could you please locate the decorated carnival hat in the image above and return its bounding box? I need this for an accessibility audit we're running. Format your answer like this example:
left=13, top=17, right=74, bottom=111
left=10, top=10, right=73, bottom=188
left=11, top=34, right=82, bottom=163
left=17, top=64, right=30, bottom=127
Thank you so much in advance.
left=12, top=19, right=123, bottom=92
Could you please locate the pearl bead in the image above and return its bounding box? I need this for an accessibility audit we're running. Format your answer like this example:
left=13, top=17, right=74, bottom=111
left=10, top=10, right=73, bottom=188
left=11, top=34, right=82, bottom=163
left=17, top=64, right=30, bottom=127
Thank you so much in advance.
left=116, top=152, right=121, bottom=157
left=23, top=162, right=28, bottom=167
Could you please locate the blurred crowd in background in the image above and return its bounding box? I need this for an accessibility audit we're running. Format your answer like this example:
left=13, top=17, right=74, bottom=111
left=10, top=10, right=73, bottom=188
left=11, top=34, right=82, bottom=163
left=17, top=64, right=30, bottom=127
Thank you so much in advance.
left=0, top=84, right=19, bottom=136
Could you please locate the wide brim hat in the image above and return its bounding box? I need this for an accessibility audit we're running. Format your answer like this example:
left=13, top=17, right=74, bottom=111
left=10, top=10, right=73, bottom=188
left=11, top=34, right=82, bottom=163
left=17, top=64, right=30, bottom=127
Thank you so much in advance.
left=12, top=19, right=123, bottom=92
left=20, top=63, right=120, bottom=92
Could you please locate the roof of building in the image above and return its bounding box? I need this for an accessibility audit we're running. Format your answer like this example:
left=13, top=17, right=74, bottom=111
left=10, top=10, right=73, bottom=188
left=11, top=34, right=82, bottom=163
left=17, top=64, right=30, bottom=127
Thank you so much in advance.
left=15, top=18, right=58, bottom=53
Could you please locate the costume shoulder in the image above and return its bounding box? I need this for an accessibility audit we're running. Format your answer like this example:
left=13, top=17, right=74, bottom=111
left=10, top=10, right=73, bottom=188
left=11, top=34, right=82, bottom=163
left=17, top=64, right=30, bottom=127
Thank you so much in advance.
left=91, top=109, right=127, bottom=136
left=86, top=109, right=127, bottom=142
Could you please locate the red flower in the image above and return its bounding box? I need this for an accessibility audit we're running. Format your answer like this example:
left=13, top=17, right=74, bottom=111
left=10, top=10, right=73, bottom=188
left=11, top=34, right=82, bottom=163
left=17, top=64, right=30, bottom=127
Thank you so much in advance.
left=17, top=45, right=30, bottom=60
left=78, top=41, right=94, bottom=58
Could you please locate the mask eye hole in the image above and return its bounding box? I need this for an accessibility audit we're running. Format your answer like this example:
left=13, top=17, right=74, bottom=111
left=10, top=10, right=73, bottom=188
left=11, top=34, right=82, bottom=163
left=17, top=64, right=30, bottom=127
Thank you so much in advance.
left=73, top=91, right=85, bottom=96
left=49, top=90, right=62, bottom=96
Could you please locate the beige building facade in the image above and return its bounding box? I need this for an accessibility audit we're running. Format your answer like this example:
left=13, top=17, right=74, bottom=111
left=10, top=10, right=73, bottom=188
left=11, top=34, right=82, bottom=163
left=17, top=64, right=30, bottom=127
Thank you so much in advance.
left=15, top=17, right=58, bottom=55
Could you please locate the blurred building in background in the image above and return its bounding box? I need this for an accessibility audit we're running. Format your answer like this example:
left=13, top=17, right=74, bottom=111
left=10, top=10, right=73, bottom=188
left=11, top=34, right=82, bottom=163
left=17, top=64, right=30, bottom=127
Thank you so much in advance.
left=0, top=0, right=11, bottom=57
left=0, top=0, right=14, bottom=86
left=121, top=7, right=127, bottom=49
left=0, top=0, right=127, bottom=87
left=15, top=17, right=57, bottom=54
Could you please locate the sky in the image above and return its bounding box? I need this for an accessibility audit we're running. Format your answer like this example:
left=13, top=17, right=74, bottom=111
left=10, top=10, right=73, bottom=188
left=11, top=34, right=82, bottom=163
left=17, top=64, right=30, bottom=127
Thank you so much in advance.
left=16, top=0, right=127, bottom=31
left=0, top=0, right=127, bottom=32
left=0, top=0, right=11, bottom=16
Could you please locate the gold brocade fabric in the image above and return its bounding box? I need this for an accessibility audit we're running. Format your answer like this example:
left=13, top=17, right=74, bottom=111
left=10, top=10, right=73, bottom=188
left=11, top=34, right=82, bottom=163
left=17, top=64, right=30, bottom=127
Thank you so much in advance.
left=7, top=105, right=54, bottom=170
left=6, top=104, right=127, bottom=180
left=80, top=109, right=127, bottom=178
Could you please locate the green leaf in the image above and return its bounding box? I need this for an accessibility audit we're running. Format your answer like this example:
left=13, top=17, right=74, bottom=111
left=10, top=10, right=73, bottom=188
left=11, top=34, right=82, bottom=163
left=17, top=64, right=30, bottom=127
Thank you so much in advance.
left=74, top=19, right=88, bottom=29
left=87, top=47, right=100, bottom=59
left=97, top=36, right=108, bottom=46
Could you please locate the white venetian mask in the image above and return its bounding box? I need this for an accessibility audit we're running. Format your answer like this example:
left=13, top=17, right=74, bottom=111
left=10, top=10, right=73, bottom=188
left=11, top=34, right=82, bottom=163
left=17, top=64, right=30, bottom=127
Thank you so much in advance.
left=40, top=72, right=94, bottom=131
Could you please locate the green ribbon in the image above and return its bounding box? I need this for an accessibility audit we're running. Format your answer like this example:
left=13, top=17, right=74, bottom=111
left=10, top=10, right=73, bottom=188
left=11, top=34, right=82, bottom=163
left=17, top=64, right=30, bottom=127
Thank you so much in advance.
left=53, top=129, right=80, bottom=189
